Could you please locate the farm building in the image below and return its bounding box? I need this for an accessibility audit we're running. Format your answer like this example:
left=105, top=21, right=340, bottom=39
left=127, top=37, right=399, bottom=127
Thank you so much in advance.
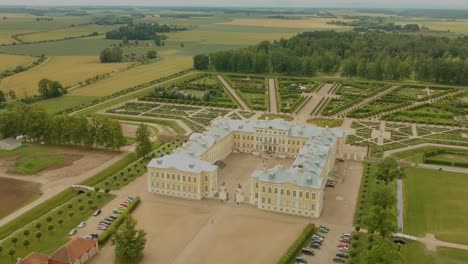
left=18, top=237, right=98, bottom=264
left=0, top=138, right=21, bottom=150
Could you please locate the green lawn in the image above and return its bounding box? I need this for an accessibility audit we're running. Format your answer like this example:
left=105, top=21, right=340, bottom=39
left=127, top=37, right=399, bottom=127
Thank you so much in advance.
left=12, top=155, right=67, bottom=174
left=401, top=241, right=468, bottom=264
left=0, top=145, right=73, bottom=174
left=404, top=168, right=468, bottom=244
left=392, top=147, right=468, bottom=164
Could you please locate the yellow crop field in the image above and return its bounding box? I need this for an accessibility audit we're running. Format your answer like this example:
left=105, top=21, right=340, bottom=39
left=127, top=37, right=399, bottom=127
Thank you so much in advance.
left=0, top=56, right=129, bottom=97
left=71, top=56, right=192, bottom=97
left=219, top=18, right=351, bottom=29
left=166, top=30, right=296, bottom=45
left=0, top=30, right=33, bottom=44
left=18, top=26, right=116, bottom=42
left=0, top=54, right=36, bottom=71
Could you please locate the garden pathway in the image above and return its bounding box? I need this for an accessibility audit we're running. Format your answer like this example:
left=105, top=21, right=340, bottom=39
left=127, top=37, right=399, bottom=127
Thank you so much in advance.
left=268, top=78, right=278, bottom=113
left=419, top=233, right=468, bottom=251
left=396, top=179, right=403, bottom=232
left=217, top=75, right=251, bottom=111
left=295, top=83, right=335, bottom=123
left=411, top=124, right=418, bottom=138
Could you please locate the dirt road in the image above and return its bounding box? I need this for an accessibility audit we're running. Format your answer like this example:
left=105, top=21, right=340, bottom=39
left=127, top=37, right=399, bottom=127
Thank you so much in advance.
left=268, top=78, right=278, bottom=113
left=217, top=75, right=251, bottom=111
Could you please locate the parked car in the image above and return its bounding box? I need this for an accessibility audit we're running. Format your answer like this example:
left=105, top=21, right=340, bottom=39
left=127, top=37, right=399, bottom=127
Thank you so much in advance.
left=326, top=182, right=336, bottom=188
left=120, top=203, right=128, bottom=208
left=302, top=248, right=315, bottom=256
left=319, top=225, right=330, bottom=231
left=127, top=196, right=135, bottom=200
left=337, top=243, right=348, bottom=248
left=295, top=256, right=307, bottom=263
left=77, top=221, right=86, bottom=228
left=311, top=239, right=322, bottom=245
left=113, top=209, right=122, bottom=214
left=333, top=257, right=346, bottom=263
left=98, top=226, right=107, bottom=231
left=340, top=233, right=351, bottom=237
left=338, top=247, right=349, bottom=252
left=336, top=252, right=349, bottom=259
left=310, top=244, right=320, bottom=249
left=68, top=229, right=77, bottom=236
left=340, top=238, right=350, bottom=243
left=90, top=233, right=99, bottom=239
left=319, top=227, right=328, bottom=234
left=108, top=216, right=117, bottom=220
left=93, top=209, right=102, bottom=216
left=312, top=234, right=324, bottom=240
left=84, top=235, right=93, bottom=239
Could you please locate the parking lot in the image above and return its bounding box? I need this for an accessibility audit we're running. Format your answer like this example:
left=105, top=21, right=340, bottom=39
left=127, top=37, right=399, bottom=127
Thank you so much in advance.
left=83, top=160, right=363, bottom=264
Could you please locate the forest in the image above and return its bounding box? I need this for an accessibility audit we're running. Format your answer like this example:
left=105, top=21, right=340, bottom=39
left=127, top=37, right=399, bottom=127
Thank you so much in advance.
left=105, top=22, right=188, bottom=40
left=328, top=17, right=421, bottom=32
left=205, top=31, right=468, bottom=85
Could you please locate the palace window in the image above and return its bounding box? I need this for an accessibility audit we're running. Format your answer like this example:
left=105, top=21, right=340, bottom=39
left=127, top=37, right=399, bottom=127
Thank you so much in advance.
left=262, top=186, right=266, bottom=192
left=306, top=192, right=309, bottom=199
left=188, top=177, right=191, bottom=182
left=177, top=175, right=180, bottom=180
left=274, top=188, right=278, bottom=194
left=268, top=187, right=271, bottom=193
left=262, top=197, right=265, bottom=203
left=205, top=186, right=208, bottom=191
left=194, top=177, right=197, bottom=183
left=293, top=191, right=296, bottom=197
left=299, top=191, right=302, bottom=198
left=255, top=182, right=258, bottom=188
left=312, top=193, right=316, bottom=200
left=281, top=189, right=284, bottom=195
left=312, top=204, right=316, bottom=210
left=287, top=190, right=290, bottom=196
left=205, top=175, right=208, bottom=181
left=268, top=198, right=271, bottom=204
left=183, top=176, right=186, bottom=181
left=255, top=193, right=258, bottom=198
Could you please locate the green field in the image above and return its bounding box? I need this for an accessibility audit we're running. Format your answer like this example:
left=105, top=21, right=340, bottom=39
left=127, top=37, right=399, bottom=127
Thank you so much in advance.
left=12, top=154, right=67, bottom=174
left=401, top=241, right=468, bottom=264
left=404, top=168, right=468, bottom=244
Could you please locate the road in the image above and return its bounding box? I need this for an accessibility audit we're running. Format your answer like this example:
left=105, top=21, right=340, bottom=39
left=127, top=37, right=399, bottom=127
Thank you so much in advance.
left=268, top=78, right=278, bottom=113
left=295, top=83, right=335, bottom=123
left=217, top=75, right=251, bottom=111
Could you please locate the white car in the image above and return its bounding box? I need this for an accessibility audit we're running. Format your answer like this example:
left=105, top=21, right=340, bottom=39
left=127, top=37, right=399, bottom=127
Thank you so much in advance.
left=77, top=221, right=87, bottom=228
left=69, top=229, right=77, bottom=236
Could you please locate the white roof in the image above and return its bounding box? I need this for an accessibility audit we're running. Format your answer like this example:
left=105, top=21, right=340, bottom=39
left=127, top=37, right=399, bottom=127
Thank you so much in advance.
left=0, top=138, right=20, bottom=145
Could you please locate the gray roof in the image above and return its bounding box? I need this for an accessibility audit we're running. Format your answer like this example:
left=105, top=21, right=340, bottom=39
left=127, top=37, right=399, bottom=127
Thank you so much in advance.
left=0, top=138, right=20, bottom=145
left=147, top=118, right=344, bottom=186
left=147, top=154, right=217, bottom=173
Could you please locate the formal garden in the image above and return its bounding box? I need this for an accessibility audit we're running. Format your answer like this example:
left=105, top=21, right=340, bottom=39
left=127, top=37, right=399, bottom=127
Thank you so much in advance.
left=321, top=82, right=387, bottom=116
left=139, top=73, right=237, bottom=108
left=276, top=78, right=319, bottom=113
left=224, top=75, right=268, bottom=110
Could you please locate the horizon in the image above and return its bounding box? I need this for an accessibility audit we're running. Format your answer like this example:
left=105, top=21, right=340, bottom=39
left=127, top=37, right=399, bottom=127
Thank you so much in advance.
left=1, top=1, right=468, bottom=9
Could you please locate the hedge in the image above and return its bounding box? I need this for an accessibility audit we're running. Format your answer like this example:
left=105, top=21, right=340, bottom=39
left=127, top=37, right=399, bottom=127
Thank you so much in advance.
left=98, top=196, right=141, bottom=245
left=0, top=188, right=77, bottom=240
left=277, top=223, right=316, bottom=264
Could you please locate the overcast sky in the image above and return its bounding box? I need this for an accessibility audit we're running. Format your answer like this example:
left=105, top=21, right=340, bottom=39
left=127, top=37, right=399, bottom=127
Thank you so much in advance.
left=0, top=0, right=467, bottom=9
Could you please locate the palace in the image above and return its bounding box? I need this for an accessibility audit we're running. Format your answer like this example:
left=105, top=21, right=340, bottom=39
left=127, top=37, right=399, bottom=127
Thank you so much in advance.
left=147, top=118, right=345, bottom=218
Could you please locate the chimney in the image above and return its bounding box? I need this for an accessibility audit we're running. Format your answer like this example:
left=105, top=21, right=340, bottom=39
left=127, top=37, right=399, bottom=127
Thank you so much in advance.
left=297, top=164, right=304, bottom=173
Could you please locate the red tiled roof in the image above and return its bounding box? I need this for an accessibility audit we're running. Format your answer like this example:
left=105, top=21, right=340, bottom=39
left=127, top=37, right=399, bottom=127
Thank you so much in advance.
left=18, top=252, right=49, bottom=264
left=49, top=237, right=96, bottom=263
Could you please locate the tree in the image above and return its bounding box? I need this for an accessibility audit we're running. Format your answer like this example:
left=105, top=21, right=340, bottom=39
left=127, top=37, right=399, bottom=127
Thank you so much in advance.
left=372, top=186, right=397, bottom=209
left=46, top=216, right=53, bottom=222
left=376, top=157, right=405, bottom=185
left=38, top=78, right=67, bottom=98
left=48, top=224, right=54, bottom=233
left=100, top=47, right=123, bottom=63
left=57, top=209, right=63, bottom=215
left=364, top=206, right=397, bottom=237
left=365, top=238, right=399, bottom=264
left=0, top=246, right=2, bottom=256
left=8, top=248, right=15, bottom=260
left=35, top=222, right=41, bottom=230
left=193, top=54, right=209, bottom=70
left=180, top=43, right=184, bottom=48
left=146, top=50, right=157, bottom=59
left=69, top=212, right=74, bottom=218
left=112, top=214, right=147, bottom=260
left=0, top=90, right=6, bottom=105
left=23, top=229, right=30, bottom=237
left=136, top=123, right=152, bottom=158
left=23, top=239, right=30, bottom=249
left=10, top=237, right=17, bottom=247
left=58, top=218, right=63, bottom=225
left=35, top=231, right=42, bottom=241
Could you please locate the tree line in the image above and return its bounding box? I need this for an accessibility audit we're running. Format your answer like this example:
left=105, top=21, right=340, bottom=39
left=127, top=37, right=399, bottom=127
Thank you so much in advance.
left=105, top=22, right=188, bottom=40
left=199, top=31, right=468, bottom=85
left=0, top=104, right=126, bottom=151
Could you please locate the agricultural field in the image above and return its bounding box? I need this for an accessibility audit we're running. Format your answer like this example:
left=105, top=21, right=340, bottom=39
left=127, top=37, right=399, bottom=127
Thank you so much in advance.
left=225, top=75, right=267, bottom=110
left=404, top=167, right=468, bottom=245
left=0, top=53, right=37, bottom=71
left=0, top=178, right=41, bottom=220
left=0, top=56, right=129, bottom=98
left=70, top=56, right=192, bottom=97
left=277, top=78, right=317, bottom=112
left=219, top=18, right=351, bottom=29
left=17, top=25, right=115, bottom=42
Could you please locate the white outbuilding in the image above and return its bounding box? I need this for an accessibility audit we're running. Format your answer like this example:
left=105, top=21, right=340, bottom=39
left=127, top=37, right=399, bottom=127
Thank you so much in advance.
left=0, top=138, right=21, bottom=150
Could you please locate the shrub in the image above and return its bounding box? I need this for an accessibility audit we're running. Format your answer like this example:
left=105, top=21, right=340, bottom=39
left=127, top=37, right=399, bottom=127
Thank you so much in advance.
left=355, top=226, right=361, bottom=232
left=97, top=196, right=141, bottom=245
left=277, top=224, right=315, bottom=264
left=352, top=242, right=358, bottom=248
left=353, top=234, right=359, bottom=240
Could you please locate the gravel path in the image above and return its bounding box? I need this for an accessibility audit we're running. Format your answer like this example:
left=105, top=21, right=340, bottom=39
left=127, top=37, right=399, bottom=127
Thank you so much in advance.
left=268, top=78, right=278, bottom=113
left=217, top=75, right=251, bottom=111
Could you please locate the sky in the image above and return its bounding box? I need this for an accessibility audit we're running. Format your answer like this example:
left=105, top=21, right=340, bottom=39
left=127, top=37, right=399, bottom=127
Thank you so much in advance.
left=0, top=0, right=467, bottom=9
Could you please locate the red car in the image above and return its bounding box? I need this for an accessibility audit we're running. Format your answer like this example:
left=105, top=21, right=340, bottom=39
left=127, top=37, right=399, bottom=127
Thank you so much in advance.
left=337, top=243, right=349, bottom=248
